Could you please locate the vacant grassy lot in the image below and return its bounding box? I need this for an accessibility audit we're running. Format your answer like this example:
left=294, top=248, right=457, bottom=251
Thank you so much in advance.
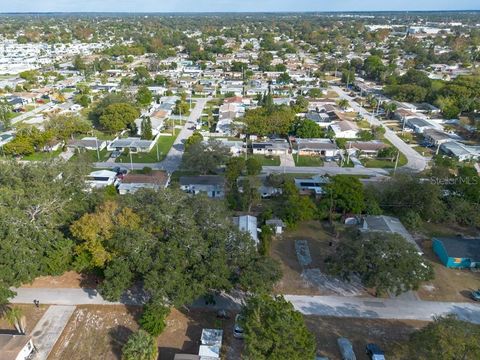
left=362, top=153, right=407, bottom=168
left=70, top=149, right=110, bottom=162
left=49, top=306, right=242, bottom=360
left=23, top=149, right=62, bottom=161
left=248, top=154, right=280, bottom=166
left=306, top=316, right=427, bottom=360
left=271, top=221, right=350, bottom=295
left=294, top=155, right=324, bottom=167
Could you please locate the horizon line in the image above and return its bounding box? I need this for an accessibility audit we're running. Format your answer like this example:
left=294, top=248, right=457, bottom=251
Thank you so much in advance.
left=1, top=9, right=480, bottom=14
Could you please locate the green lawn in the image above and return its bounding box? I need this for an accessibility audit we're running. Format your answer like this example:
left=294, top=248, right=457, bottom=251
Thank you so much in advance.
left=362, top=153, right=407, bottom=168
left=293, top=155, right=324, bottom=167
left=248, top=154, right=280, bottom=166
left=70, top=149, right=110, bottom=162
left=117, top=130, right=180, bottom=164
left=23, top=149, right=62, bottom=161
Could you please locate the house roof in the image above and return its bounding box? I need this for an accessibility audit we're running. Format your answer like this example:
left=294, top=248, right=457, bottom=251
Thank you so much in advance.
left=179, top=175, right=224, bottom=187
left=233, top=215, right=258, bottom=243
left=121, top=171, right=168, bottom=185
left=346, top=141, right=388, bottom=152
left=336, top=120, right=358, bottom=132
left=434, top=237, right=480, bottom=260
left=423, top=128, right=451, bottom=141
left=363, top=215, right=421, bottom=252
left=297, top=138, right=338, bottom=151
left=109, top=138, right=154, bottom=149
left=0, top=334, right=32, bottom=360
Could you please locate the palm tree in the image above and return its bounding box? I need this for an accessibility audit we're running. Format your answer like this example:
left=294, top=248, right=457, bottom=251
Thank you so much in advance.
left=5, top=307, right=24, bottom=334
left=337, top=99, right=349, bottom=110
left=122, top=330, right=158, bottom=360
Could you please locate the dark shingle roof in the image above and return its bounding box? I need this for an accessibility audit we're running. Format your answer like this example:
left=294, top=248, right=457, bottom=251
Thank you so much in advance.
left=435, top=237, right=480, bottom=260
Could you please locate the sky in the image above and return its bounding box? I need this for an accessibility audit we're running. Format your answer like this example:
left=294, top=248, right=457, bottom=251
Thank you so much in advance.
left=0, top=0, right=479, bottom=13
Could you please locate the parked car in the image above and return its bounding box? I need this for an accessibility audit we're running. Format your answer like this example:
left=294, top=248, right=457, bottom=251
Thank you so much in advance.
left=471, top=289, right=480, bottom=301
left=110, top=150, right=122, bottom=159
left=233, top=314, right=245, bottom=339
left=337, top=338, right=356, bottom=360
left=366, top=343, right=385, bottom=360
left=112, top=166, right=128, bottom=175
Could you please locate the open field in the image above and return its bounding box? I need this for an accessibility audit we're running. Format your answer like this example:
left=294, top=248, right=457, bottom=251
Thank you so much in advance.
left=271, top=221, right=369, bottom=296
left=306, top=316, right=428, bottom=360
left=49, top=306, right=242, bottom=360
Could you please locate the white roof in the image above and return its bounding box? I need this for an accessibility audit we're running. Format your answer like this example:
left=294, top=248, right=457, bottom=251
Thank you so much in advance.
left=88, top=170, right=117, bottom=178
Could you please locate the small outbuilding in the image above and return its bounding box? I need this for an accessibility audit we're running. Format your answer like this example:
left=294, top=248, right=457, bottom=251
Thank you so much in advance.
left=432, top=237, right=480, bottom=268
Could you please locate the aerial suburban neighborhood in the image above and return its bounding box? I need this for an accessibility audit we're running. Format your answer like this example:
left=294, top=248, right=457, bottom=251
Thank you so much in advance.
left=0, top=4, right=479, bottom=360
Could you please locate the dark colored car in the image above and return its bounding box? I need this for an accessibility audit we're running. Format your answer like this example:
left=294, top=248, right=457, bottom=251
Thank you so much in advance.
left=366, top=343, right=385, bottom=360
left=471, top=289, right=480, bottom=301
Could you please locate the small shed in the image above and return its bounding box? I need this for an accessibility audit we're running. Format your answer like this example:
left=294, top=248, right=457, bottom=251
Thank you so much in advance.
left=266, top=218, right=286, bottom=235
left=432, top=237, right=480, bottom=268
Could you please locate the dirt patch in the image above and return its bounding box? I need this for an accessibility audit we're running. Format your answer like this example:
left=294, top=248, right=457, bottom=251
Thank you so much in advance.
left=271, top=221, right=369, bottom=296
left=49, top=306, right=242, bottom=360
left=0, top=304, right=47, bottom=335
left=305, top=316, right=428, bottom=360
left=49, top=305, right=141, bottom=360
left=158, top=308, right=242, bottom=360
left=417, top=240, right=480, bottom=302
left=22, top=271, right=101, bottom=289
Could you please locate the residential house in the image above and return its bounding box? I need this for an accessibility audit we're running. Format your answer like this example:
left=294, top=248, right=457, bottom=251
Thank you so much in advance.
left=360, top=215, right=422, bottom=253
left=251, top=139, right=290, bottom=156
left=117, top=171, right=169, bottom=195
left=329, top=120, right=359, bottom=139
left=346, top=141, right=388, bottom=158
left=107, top=137, right=156, bottom=153
left=422, top=128, right=454, bottom=147
left=440, top=141, right=480, bottom=162
left=0, top=132, right=15, bottom=147
left=433, top=237, right=480, bottom=268
left=67, top=137, right=107, bottom=151
left=0, top=334, right=35, bottom=360
left=305, top=111, right=336, bottom=128
left=405, top=118, right=438, bottom=134
left=233, top=215, right=258, bottom=245
left=294, top=175, right=329, bottom=195
left=296, top=138, right=340, bottom=158
left=198, top=329, right=223, bottom=359
left=179, top=176, right=225, bottom=198
left=86, top=170, right=118, bottom=189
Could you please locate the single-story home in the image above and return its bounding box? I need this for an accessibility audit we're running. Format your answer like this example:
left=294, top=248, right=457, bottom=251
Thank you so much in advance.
left=439, top=141, right=480, bottom=162
left=329, top=120, right=359, bottom=139
left=422, top=128, right=454, bottom=147
left=294, top=175, right=329, bottom=195
left=107, top=137, right=156, bottom=153
left=117, top=171, right=169, bottom=195
left=296, top=138, right=340, bottom=158
left=251, top=139, right=290, bottom=156
left=0, top=132, right=15, bottom=147
left=433, top=237, right=480, bottom=268
left=67, top=137, right=107, bottom=151
left=405, top=117, right=437, bottom=134
left=179, top=175, right=225, bottom=198
left=0, top=334, right=35, bottom=360
left=86, top=170, right=117, bottom=189
left=361, top=215, right=422, bottom=253
left=233, top=215, right=258, bottom=245
left=346, top=141, right=388, bottom=158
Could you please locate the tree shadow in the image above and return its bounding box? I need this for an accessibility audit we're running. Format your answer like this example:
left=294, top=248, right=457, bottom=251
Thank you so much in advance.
left=108, top=325, right=134, bottom=360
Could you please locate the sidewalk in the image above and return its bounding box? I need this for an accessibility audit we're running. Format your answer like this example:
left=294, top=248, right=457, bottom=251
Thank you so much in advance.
left=31, top=305, right=76, bottom=360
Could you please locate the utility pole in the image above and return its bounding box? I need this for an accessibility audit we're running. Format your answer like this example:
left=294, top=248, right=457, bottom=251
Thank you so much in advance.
left=393, top=150, right=400, bottom=176
left=156, top=142, right=160, bottom=161
left=129, top=151, right=133, bottom=171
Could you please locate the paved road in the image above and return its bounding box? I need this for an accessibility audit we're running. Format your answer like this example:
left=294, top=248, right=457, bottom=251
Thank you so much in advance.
left=11, top=288, right=480, bottom=324
left=263, top=165, right=390, bottom=177
left=332, top=86, right=428, bottom=172
left=31, top=305, right=76, bottom=360
left=285, top=295, right=480, bottom=324
left=11, top=102, right=54, bottom=125
left=94, top=98, right=208, bottom=173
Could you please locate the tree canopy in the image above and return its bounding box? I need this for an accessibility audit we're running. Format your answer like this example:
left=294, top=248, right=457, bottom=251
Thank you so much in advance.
left=242, top=294, right=316, bottom=360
